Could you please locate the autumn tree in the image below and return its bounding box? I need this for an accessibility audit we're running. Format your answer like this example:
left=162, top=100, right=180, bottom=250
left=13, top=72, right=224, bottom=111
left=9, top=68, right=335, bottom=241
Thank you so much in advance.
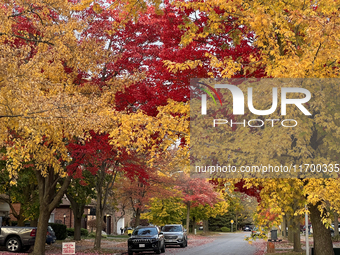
left=0, top=162, right=39, bottom=227
left=162, top=0, right=340, bottom=254
left=0, top=1, right=145, bottom=253
left=67, top=131, right=123, bottom=249
left=142, top=197, right=186, bottom=225
left=64, top=171, right=96, bottom=241
left=117, top=161, right=175, bottom=227
left=172, top=174, right=221, bottom=233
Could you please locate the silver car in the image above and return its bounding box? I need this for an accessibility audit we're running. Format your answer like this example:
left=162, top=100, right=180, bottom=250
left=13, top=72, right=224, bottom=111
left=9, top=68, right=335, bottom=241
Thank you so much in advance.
left=161, top=224, right=187, bottom=248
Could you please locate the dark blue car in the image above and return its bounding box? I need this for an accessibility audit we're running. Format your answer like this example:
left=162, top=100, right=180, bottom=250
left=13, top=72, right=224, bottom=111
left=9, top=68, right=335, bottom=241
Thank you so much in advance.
left=46, top=226, right=56, bottom=245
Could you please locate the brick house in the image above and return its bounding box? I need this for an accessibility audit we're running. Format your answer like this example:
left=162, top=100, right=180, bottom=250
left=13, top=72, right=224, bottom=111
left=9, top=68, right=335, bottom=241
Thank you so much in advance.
left=9, top=196, right=134, bottom=235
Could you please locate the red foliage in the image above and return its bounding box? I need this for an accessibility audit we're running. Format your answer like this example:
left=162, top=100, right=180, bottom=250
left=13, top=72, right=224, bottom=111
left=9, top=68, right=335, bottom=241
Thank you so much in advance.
left=234, top=180, right=262, bottom=202
left=66, top=131, right=148, bottom=181
left=78, top=1, right=264, bottom=117
left=176, top=176, right=221, bottom=207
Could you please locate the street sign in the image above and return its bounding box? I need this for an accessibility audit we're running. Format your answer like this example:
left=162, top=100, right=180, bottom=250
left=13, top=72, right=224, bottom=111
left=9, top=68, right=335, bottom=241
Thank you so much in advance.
left=62, top=242, right=75, bottom=254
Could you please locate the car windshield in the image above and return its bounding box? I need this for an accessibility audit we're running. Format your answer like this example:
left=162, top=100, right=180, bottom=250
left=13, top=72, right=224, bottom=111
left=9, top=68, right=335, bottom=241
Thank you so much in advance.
left=162, top=226, right=182, bottom=232
left=133, top=228, right=158, bottom=236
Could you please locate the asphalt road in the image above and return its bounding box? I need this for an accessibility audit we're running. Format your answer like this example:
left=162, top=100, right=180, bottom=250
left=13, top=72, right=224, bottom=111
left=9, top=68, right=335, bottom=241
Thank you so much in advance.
left=168, top=232, right=258, bottom=255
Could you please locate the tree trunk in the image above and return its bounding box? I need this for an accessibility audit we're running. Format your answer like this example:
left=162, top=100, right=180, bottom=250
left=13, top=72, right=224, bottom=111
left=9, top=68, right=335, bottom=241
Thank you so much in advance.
left=283, top=215, right=287, bottom=237
left=192, top=216, right=196, bottom=233
left=203, top=219, right=209, bottom=233
left=73, top=216, right=82, bottom=241
left=134, top=208, right=141, bottom=228
left=281, top=218, right=285, bottom=237
left=30, top=168, right=71, bottom=255
left=293, top=214, right=302, bottom=252
left=94, top=163, right=116, bottom=249
left=30, top=219, right=38, bottom=227
left=288, top=217, right=294, bottom=242
left=236, top=214, right=238, bottom=231
left=94, top=204, right=103, bottom=249
left=66, top=193, right=85, bottom=241
left=335, top=212, right=339, bottom=236
left=31, top=207, right=50, bottom=255
left=309, top=202, right=334, bottom=255
left=186, top=202, right=190, bottom=233
left=17, top=215, right=25, bottom=227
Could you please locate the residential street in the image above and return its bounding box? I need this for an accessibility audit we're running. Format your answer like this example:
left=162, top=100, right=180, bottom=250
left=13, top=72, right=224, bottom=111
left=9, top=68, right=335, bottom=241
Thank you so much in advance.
left=164, top=232, right=259, bottom=255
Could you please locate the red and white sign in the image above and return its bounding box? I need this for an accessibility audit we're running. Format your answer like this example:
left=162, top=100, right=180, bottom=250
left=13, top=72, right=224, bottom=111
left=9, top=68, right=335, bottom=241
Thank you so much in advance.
left=62, top=242, right=75, bottom=254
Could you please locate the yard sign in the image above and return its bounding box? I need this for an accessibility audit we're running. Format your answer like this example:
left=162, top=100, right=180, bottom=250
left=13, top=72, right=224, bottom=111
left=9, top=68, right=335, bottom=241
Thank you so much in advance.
left=62, top=242, right=75, bottom=254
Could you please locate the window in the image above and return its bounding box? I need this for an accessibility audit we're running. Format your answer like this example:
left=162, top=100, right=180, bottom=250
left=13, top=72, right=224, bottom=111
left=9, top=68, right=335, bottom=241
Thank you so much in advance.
left=48, top=213, right=55, bottom=223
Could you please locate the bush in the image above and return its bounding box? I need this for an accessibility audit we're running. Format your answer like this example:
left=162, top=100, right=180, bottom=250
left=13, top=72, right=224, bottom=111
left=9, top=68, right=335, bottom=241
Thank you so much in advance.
left=81, top=228, right=89, bottom=237
left=67, top=228, right=88, bottom=237
left=209, top=226, right=220, bottom=232
left=220, top=227, right=230, bottom=232
left=67, top=228, right=74, bottom=236
left=50, top=223, right=67, bottom=240
left=88, top=232, right=96, bottom=238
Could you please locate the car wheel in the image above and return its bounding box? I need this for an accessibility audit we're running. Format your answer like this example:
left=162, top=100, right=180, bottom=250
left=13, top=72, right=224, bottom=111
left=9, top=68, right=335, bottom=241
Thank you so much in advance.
left=161, top=241, right=165, bottom=253
left=128, top=249, right=133, bottom=255
left=155, top=242, right=161, bottom=254
left=180, top=239, right=187, bottom=248
left=6, top=237, right=22, bottom=252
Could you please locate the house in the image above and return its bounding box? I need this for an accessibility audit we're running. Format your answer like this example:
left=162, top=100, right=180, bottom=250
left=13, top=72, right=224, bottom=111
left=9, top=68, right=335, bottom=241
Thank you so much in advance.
left=9, top=196, right=134, bottom=235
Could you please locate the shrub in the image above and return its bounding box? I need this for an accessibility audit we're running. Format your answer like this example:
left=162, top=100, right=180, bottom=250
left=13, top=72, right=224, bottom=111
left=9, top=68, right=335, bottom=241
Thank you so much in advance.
left=209, top=226, right=220, bottom=232
left=67, top=228, right=88, bottom=237
left=67, top=228, right=74, bottom=236
left=220, top=227, right=230, bottom=232
left=81, top=228, right=89, bottom=237
left=88, top=232, right=96, bottom=238
left=10, top=221, right=17, bottom=226
left=50, top=223, right=67, bottom=240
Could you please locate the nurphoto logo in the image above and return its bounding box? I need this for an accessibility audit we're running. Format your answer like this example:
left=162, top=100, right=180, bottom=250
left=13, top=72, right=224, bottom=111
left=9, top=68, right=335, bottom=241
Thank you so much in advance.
left=200, top=83, right=311, bottom=128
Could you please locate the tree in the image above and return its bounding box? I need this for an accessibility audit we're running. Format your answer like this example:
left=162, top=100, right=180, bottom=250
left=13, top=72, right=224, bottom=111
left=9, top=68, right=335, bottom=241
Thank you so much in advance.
left=0, top=164, right=39, bottom=227
left=175, top=174, right=222, bottom=233
left=67, top=131, right=122, bottom=249
left=64, top=171, right=96, bottom=241
left=117, top=161, right=174, bottom=227
left=141, top=197, right=186, bottom=225
left=165, top=1, right=340, bottom=254
left=0, top=1, right=143, bottom=253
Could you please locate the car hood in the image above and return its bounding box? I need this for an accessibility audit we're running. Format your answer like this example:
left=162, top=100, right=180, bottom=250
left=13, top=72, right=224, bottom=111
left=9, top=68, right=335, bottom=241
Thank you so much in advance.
left=162, top=232, right=184, bottom=235
left=130, top=235, right=157, bottom=238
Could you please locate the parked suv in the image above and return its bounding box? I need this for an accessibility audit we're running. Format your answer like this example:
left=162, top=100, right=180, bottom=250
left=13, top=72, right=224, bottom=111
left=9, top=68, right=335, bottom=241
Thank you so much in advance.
left=0, top=226, right=36, bottom=252
left=161, top=224, right=187, bottom=248
left=127, top=226, right=165, bottom=255
left=46, top=226, right=56, bottom=245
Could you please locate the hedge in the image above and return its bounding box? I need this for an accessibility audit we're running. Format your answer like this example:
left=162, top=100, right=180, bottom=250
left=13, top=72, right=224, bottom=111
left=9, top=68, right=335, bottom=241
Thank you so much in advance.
left=67, top=228, right=89, bottom=237
left=49, top=223, right=67, bottom=240
left=220, top=227, right=231, bottom=232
